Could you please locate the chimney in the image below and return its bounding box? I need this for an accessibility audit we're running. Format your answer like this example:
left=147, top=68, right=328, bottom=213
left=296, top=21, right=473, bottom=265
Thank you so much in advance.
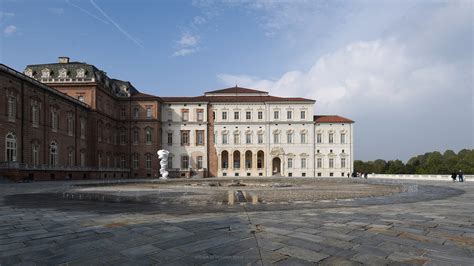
left=58, top=57, right=70, bottom=63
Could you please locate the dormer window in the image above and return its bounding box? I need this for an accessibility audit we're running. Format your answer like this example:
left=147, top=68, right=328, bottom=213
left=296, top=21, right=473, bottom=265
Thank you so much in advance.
left=24, top=68, right=33, bottom=77
left=41, top=68, right=51, bottom=78
left=58, top=68, right=68, bottom=78
left=76, top=68, right=85, bottom=78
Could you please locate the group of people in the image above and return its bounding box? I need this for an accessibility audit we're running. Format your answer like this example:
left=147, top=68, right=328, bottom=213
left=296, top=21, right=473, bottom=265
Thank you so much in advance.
left=451, top=170, right=464, bottom=182
left=348, top=172, right=368, bottom=179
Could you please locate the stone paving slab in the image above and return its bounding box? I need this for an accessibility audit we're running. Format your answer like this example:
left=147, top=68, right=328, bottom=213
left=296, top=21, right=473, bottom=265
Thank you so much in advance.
left=0, top=179, right=473, bottom=265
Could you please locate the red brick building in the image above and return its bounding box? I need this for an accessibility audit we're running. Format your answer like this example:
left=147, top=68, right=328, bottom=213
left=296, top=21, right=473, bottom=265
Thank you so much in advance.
left=0, top=58, right=162, bottom=181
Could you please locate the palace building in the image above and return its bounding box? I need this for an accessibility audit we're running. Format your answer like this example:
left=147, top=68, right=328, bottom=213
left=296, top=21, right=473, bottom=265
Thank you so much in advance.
left=0, top=57, right=354, bottom=181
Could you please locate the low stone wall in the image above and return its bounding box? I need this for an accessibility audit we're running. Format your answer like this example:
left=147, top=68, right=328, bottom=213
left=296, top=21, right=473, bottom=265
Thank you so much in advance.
left=367, top=174, right=473, bottom=181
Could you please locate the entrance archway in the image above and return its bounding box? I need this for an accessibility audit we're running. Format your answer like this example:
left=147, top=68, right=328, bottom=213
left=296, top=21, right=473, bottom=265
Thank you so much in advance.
left=272, top=157, right=281, bottom=175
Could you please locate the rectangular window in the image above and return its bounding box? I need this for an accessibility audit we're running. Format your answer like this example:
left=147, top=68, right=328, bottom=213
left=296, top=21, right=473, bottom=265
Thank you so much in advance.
left=182, top=109, right=189, bottom=121
left=181, top=155, right=189, bottom=169
left=32, top=102, right=39, bottom=127
left=196, top=130, right=204, bottom=145
left=133, top=107, right=139, bottom=118
left=317, top=158, right=322, bottom=168
left=146, top=106, right=152, bottom=118
left=67, top=115, right=74, bottom=136
left=167, top=157, right=173, bottom=169
left=329, top=133, right=334, bottom=143
left=246, top=133, right=251, bottom=144
left=288, top=158, right=293, bottom=169
left=146, top=154, right=152, bottom=169
left=274, top=110, right=279, bottom=120
left=51, top=108, right=58, bottom=131
left=146, top=129, right=152, bottom=144
left=222, top=134, right=228, bottom=144
left=287, top=111, right=292, bottom=119
left=317, top=133, right=322, bottom=143
left=181, top=130, right=189, bottom=145
left=287, top=133, right=293, bottom=144
left=300, top=111, right=306, bottom=119
left=197, top=109, right=204, bottom=122
left=120, top=130, right=127, bottom=144
left=246, top=111, right=251, bottom=120
left=80, top=118, right=85, bottom=139
left=258, top=134, right=263, bottom=144
left=301, top=158, right=307, bottom=169
left=120, top=107, right=126, bottom=117
left=133, top=130, right=139, bottom=144
left=341, top=133, right=346, bottom=144
left=167, top=110, right=172, bottom=121
left=133, top=155, right=139, bottom=169
left=258, top=111, right=263, bottom=120
left=222, top=111, right=227, bottom=120
left=234, top=111, right=239, bottom=120
left=329, top=158, right=334, bottom=168
left=273, top=133, right=279, bottom=144
left=167, top=133, right=173, bottom=145
left=32, top=144, right=39, bottom=166
left=234, top=134, right=240, bottom=144
left=8, top=96, right=16, bottom=121
left=341, top=158, right=346, bottom=168
left=301, top=133, right=306, bottom=144
left=197, top=156, right=203, bottom=169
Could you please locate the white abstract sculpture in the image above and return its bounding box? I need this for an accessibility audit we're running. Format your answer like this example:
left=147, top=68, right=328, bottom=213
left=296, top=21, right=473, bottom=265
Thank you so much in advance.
left=157, top=150, right=170, bottom=179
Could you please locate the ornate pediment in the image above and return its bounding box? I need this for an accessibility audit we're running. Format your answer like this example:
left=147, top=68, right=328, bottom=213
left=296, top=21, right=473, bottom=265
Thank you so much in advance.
left=270, top=147, right=284, bottom=156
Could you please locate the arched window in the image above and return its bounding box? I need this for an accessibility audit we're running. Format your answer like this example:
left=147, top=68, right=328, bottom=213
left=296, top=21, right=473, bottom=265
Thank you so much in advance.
left=146, top=128, right=152, bottom=144
left=49, top=141, right=58, bottom=166
left=58, top=68, right=68, bottom=78
left=5, top=133, right=17, bottom=162
left=221, top=151, right=229, bottom=169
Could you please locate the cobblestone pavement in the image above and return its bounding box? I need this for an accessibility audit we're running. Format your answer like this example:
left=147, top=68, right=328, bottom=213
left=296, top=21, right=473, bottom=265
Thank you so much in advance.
left=0, top=179, right=473, bottom=265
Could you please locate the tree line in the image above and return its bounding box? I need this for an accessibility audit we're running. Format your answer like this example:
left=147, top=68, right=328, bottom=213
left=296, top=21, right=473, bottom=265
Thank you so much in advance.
left=354, top=149, right=474, bottom=174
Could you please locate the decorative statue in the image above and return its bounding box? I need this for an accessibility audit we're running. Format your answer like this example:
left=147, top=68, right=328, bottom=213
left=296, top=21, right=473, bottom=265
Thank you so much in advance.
left=157, top=150, right=170, bottom=179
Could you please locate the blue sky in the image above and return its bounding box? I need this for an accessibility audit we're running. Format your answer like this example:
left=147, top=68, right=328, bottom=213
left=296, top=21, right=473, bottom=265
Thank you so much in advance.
left=1, top=0, right=473, bottom=161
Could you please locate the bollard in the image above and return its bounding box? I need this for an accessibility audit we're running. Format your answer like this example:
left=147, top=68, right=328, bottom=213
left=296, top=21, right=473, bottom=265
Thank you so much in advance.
left=228, top=191, right=234, bottom=205
left=252, top=194, right=258, bottom=204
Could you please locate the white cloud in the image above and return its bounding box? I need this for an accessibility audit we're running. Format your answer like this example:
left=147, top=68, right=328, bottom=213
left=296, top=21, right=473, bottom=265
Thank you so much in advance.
left=3, top=25, right=17, bottom=36
left=218, top=3, right=473, bottom=160
left=172, top=48, right=199, bottom=57
left=177, top=32, right=199, bottom=47
left=48, top=8, right=65, bottom=15
left=172, top=32, right=200, bottom=57
left=0, top=12, right=15, bottom=21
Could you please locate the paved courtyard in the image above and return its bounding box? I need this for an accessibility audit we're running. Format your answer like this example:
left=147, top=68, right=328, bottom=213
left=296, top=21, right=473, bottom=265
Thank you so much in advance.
left=0, top=178, right=473, bottom=265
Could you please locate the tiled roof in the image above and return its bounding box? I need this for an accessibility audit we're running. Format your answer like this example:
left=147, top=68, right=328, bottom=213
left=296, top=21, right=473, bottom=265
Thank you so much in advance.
left=314, top=115, right=354, bottom=123
left=26, top=62, right=97, bottom=79
left=161, top=95, right=314, bottom=103
left=131, top=92, right=161, bottom=99
left=0, top=64, right=90, bottom=109
left=205, top=86, right=268, bottom=94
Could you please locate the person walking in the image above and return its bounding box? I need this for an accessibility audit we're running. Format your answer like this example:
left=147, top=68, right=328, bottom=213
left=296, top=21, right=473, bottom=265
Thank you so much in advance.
left=458, top=170, right=464, bottom=182
left=451, top=172, right=457, bottom=182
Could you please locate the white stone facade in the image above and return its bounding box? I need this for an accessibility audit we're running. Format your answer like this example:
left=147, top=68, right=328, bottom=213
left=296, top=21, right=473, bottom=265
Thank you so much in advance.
left=161, top=102, right=208, bottom=177
left=161, top=87, right=354, bottom=178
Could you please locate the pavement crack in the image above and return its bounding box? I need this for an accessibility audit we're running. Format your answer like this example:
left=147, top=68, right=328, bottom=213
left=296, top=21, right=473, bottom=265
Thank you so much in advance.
left=243, top=204, right=264, bottom=265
